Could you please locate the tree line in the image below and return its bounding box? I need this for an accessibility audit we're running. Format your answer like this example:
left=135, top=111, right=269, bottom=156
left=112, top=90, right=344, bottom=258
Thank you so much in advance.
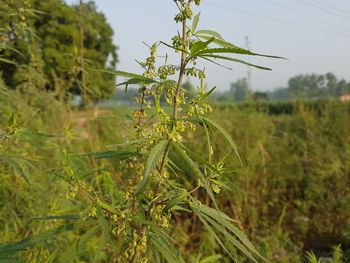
left=0, top=0, right=117, bottom=102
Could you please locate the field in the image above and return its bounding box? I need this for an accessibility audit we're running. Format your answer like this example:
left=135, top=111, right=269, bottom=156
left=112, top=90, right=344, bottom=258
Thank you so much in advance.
left=1, top=89, right=349, bottom=262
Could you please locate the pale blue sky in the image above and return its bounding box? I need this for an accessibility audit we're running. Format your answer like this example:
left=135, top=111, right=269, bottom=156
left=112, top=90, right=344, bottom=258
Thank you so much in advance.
left=66, top=0, right=350, bottom=91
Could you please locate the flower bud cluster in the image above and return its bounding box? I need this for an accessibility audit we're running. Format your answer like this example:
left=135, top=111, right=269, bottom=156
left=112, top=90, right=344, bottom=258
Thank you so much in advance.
left=150, top=205, right=171, bottom=229
left=111, top=209, right=131, bottom=236
left=171, top=35, right=184, bottom=52
left=124, top=231, right=148, bottom=260
left=158, top=65, right=177, bottom=80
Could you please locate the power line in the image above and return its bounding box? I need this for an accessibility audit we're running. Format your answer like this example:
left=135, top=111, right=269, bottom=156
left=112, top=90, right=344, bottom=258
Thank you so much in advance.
left=307, top=0, right=350, bottom=18
left=293, top=0, right=350, bottom=21
left=203, top=0, right=350, bottom=38
left=262, top=0, right=350, bottom=34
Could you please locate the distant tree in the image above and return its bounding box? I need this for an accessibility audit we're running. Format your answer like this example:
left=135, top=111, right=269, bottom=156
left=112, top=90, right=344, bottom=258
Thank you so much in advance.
left=232, top=78, right=250, bottom=101
left=0, top=0, right=118, bottom=100
left=268, top=73, right=350, bottom=100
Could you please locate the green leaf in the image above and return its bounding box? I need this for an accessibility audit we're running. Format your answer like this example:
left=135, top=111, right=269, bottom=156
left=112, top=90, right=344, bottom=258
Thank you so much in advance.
left=91, top=69, right=149, bottom=80
left=195, top=30, right=224, bottom=40
left=117, top=77, right=157, bottom=87
left=192, top=12, right=201, bottom=33
left=163, top=190, right=189, bottom=212
left=202, top=86, right=217, bottom=99
left=190, top=38, right=215, bottom=57
left=194, top=211, right=236, bottom=261
left=96, top=206, right=113, bottom=244
left=0, top=224, right=76, bottom=257
left=89, top=69, right=158, bottom=86
left=32, top=215, right=80, bottom=221
left=82, top=150, right=140, bottom=160
left=197, top=204, right=263, bottom=261
left=149, top=231, right=185, bottom=263
left=200, top=255, right=223, bottom=263
left=202, top=54, right=272, bottom=70
left=160, top=41, right=190, bottom=54
left=58, top=226, right=98, bottom=263
left=196, top=47, right=285, bottom=59
left=195, top=34, right=239, bottom=48
left=201, top=214, right=259, bottom=263
left=173, top=144, right=217, bottom=208
left=0, top=58, right=16, bottom=65
left=197, top=203, right=239, bottom=223
left=177, top=143, right=221, bottom=176
left=200, top=117, right=243, bottom=165
left=136, top=140, right=168, bottom=194
left=0, top=156, right=31, bottom=184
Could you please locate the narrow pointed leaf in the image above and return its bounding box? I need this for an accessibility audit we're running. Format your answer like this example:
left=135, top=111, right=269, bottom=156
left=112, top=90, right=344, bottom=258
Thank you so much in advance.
left=82, top=150, right=140, bottom=160
left=173, top=144, right=217, bottom=208
left=195, top=30, right=224, bottom=40
left=192, top=12, right=200, bottom=32
left=0, top=58, right=16, bottom=65
left=190, top=37, right=215, bottom=57
left=196, top=47, right=285, bottom=59
left=194, top=211, right=236, bottom=261
left=195, top=34, right=240, bottom=49
left=200, top=117, right=243, bottom=165
left=201, top=214, right=259, bottom=263
left=202, top=54, right=272, bottom=70
left=136, top=140, right=168, bottom=194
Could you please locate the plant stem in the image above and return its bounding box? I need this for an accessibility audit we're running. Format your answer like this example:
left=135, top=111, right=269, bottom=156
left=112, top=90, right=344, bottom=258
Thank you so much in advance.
left=158, top=12, right=188, bottom=180
left=129, top=12, right=188, bottom=263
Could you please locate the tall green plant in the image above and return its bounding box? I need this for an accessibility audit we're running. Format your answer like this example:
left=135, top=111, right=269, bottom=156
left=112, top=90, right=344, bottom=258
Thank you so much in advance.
left=66, top=1, right=281, bottom=262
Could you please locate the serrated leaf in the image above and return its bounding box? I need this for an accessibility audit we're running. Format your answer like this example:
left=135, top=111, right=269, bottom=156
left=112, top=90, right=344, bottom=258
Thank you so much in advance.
left=149, top=232, right=185, bottom=263
left=116, top=77, right=157, bottom=87
left=195, top=30, right=224, bottom=40
left=96, top=206, right=113, bottom=244
left=200, top=117, right=243, bottom=165
left=202, top=54, right=272, bottom=70
left=160, top=41, right=190, bottom=54
left=195, top=34, right=239, bottom=49
left=197, top=204, right=263, bottom=261
left=196, top=47, right=285, bottom=60
left=163, top=190, right=189, bottom=212
left=202, top=86, right=217, bottom=99
left=173, top=144, right=217, bottom=208
left=177, top=143, right=221, bottom=175
left=89, top=69, right=158, bottom=86
left=136, top=140, right=168, bottom=194
left=82, top=150, right=140, bottom=160
left=0, top=224, right=76, bottom=257
left=190, top=38, right=215, bottom=57
left=0, top=156, right=31, bottom=184
left=201, top=214, right=259, bottom=263
left=58, top=226, right=98, bottom=263
left=192, top=12, right=200, bottom=32
left=194, top=211, right=236, bottom=261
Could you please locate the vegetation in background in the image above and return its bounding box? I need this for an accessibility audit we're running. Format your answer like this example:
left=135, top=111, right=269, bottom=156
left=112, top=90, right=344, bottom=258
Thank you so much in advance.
left=0, top=0, right=117, bottom=101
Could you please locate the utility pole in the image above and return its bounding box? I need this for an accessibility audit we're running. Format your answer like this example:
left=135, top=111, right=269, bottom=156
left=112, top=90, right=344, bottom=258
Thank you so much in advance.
left=245, top=35, right=252, bottom=101
left=245, top=35, right=252, bottom=90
